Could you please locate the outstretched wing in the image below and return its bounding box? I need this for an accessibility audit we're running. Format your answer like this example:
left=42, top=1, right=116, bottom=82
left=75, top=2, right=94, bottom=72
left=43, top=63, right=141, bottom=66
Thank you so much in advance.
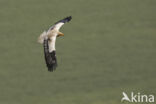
left=48, top=16, right=72, bottom=32
left=43, top=39, right=57, bottom=71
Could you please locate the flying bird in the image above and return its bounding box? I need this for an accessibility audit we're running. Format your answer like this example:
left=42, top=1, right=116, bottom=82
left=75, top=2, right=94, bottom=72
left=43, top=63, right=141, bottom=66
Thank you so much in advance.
left=38, top=16, right=72, bottom=71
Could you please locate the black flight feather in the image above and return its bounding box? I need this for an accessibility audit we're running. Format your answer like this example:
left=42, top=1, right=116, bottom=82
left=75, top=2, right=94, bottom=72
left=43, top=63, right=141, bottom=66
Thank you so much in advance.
left=48, top=16, right=72, bottom=31
left=55, top=16, right=72, bottom=24
left=43, top=39, right=57, bottom=71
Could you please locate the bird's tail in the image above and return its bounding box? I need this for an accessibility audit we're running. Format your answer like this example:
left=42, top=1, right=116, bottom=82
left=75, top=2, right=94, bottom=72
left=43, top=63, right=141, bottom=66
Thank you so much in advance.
left=38, top=31, right=47, bottom=44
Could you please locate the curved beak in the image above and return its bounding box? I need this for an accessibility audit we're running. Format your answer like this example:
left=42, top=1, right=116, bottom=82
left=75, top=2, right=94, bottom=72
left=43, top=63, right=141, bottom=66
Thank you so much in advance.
left=57, top=32, right=64, bottom=37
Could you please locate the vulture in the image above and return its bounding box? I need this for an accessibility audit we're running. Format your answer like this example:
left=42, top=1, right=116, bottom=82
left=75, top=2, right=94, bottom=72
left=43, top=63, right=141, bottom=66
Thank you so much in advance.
left=38, top=16, right=72, bottom=71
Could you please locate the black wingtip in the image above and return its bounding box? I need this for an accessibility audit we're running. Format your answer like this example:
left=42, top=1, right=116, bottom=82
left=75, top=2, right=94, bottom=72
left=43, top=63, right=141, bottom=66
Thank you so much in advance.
left=47, top=62, right=57, bottom=72
left=65, top=16, right=72, bottom=22
left=48, top=66, right=57, bottom=72
left=55, top=16, right=72, bottom=24
left=62, top=16, right=72, bottom=23
left=47, top=51, right=58, bottom=72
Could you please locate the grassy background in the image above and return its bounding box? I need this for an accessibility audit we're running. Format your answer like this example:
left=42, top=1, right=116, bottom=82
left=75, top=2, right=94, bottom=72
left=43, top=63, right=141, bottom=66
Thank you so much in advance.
left=0, top=0, right=156, bottom=104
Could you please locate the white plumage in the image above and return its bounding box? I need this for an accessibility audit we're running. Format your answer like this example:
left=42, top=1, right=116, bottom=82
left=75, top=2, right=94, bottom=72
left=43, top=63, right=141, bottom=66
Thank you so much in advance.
left=38, top=16, right=72, bottom=71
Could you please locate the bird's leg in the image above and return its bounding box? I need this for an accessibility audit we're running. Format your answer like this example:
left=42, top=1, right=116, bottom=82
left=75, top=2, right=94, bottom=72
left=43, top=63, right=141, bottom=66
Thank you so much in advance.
left=57, top=31, right=64, bottom=37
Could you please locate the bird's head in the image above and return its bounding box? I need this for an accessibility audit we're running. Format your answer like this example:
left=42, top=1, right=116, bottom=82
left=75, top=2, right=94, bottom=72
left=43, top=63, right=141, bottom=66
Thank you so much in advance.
left=57, top=32, right=64, bottom=37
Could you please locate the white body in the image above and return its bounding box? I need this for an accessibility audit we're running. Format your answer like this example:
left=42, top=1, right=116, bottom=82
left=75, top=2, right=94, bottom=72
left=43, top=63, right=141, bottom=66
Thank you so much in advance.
left=38, top=22, right=65, bottom=52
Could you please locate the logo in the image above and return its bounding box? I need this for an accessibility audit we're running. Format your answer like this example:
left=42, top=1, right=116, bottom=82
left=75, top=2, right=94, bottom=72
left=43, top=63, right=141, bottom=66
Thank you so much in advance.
left=121, top=92, right=154, bottom=103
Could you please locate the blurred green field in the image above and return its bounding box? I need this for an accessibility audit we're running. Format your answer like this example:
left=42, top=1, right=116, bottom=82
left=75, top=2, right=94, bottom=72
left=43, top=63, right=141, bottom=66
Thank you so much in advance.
left=0, top=0, right=156, bottom=104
